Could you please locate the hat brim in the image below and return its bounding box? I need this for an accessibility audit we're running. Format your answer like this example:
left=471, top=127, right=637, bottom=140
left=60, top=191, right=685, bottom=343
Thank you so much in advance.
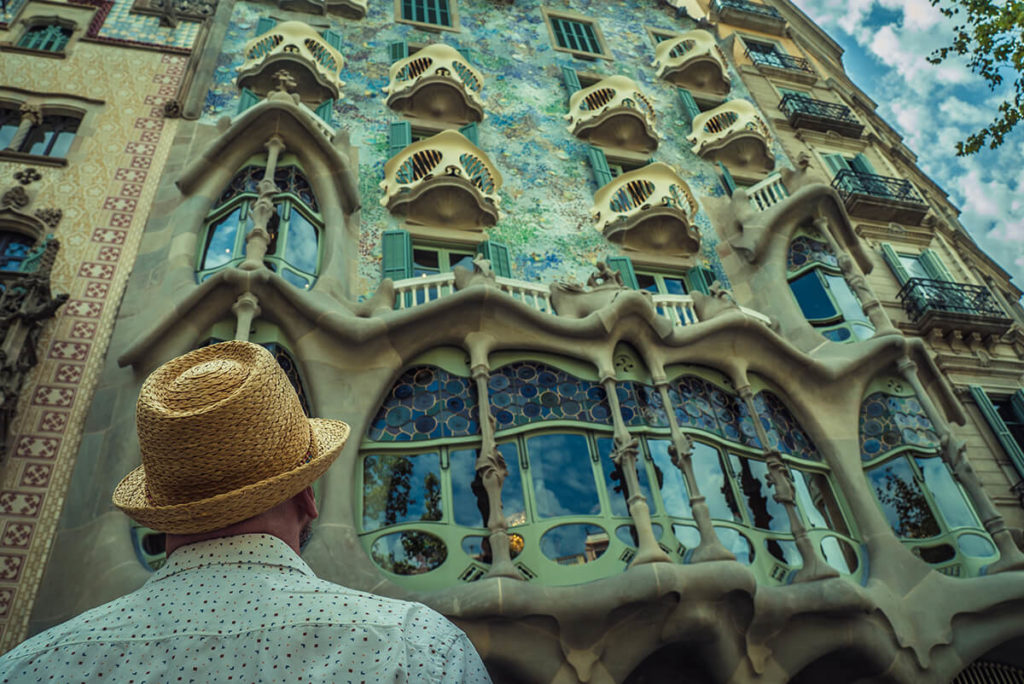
left=112, top=418, right=350, bottom=535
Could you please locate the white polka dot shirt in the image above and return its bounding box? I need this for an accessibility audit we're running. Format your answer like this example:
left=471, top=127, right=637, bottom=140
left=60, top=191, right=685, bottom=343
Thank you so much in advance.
left=0, top=534, right=491, bottom=683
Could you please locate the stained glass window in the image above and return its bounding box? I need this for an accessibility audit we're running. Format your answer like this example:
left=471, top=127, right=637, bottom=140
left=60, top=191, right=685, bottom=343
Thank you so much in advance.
left=489, top=361, right=612, bottom=429
left=368, top=366, right=479, bottom=441
left=787, top=232, right=873, bottom=343
left=859, top=392, right=941, bottom=460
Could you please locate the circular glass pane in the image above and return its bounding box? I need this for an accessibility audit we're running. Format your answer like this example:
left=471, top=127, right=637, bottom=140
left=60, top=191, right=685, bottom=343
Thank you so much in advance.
left=820, top=536, right=858, bottom=574
left=371, top=530, right=447, bottom=575
left=916, top=543, right=956, bottom=565
left=714, top=527, right=753, bottom=565
left=615, top=524, right=663, bottom=547
left=541, top=524, right=608, bottom=565
left=461, top=534, right=524, bottom=563
left=672, top=524, right=701, bottom=552
left=956, top=533, right=997, bottom=558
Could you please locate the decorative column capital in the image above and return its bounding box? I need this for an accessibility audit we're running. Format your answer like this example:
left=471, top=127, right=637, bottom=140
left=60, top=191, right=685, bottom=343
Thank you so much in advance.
left=18, top=104, right=42, bottom=126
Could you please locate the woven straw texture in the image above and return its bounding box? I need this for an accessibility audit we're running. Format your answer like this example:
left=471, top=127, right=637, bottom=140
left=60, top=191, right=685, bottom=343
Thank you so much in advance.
left=112, top=341, right=349, bottom=534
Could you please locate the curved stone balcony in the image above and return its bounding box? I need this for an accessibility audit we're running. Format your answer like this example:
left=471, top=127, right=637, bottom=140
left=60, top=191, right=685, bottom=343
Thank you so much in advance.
left=565, top=75, right=659, bottom=153
left=591, top=162, right=700, bottom=256
left=383, top=44, right=484, bottom=123
left=689, top=99, right=774, bottom=174
left=651, top=30, right=730, bottom=95
left=278, top=0, right=367, bottom=19
left=237, top=21, right=345, bottom=104
left=380, top=129, right=502, bottom=230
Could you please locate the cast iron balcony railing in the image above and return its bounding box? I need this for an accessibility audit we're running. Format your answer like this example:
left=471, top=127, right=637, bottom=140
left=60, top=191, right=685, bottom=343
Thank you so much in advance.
left=713, top=0, right=782, bottom=19
left=897, top=278, right=1012, bottom=335
left=831, top=169, right=928, bottom=224
left=745, top=48, right=813, bottom=73
left=778, top=94, right=864, bottom=137
left=711, top=0, right=786, bottom=33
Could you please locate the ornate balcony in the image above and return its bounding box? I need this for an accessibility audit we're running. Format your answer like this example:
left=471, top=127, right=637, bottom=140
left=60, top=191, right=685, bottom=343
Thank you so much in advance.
left=237, top=21, right=345, bottom=104
left=383, top=45, right=484, bottom=123
left=380, top=129, right=502, bottom=230
left=831, top=170, right=928, bottom=225
left=689, top=99, right=774, bottom=173
left=651, top=30, right=730, bottom=95
left=897, top=278, right=1012, bottom=336
left=779, top=94, right=863, bottom=138
left=746, top=171, right=788, bottom=211
left=591, top=162, right=700, bottom=256
left=566, top=76, right=659, bottom=153
left=710, top=0, right=785, bottom=34
left=277, top=0, right=367, bottom=19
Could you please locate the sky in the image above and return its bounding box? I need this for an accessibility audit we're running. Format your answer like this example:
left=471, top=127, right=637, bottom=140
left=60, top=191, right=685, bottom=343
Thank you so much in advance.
left=792, top=0, right=1024, bottom=290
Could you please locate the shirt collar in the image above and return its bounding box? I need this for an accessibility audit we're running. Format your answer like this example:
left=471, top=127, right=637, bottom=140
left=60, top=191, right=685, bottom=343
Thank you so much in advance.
left=147, top=533, right=317, bottom=584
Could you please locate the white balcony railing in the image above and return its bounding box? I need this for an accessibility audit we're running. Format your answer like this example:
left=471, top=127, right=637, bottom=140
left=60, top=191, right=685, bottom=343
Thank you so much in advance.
left=651, top=30, right=729, bottom=93
left=383, top=44, right=484, bottom=121
left=689, top=99, right=771, bottom=158
left=238, top=21, right=346, bottom=101
left=652, top=294, right=698, bottom=326
left=747, top=171, right=788, bottom=211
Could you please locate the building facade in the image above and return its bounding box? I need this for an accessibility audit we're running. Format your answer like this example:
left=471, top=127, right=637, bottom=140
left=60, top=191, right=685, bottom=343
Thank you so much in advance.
left=2, top=0, right=1024, bottom=680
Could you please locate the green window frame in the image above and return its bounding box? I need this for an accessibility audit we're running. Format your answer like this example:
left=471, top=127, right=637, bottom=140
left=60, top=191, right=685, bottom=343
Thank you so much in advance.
left=398, top=0, right=454, bottom=28
left=17, top=23, right=72, bottom=52
left=546, top=13, right=608, bottom=58
left=635, top=269, right=689, bottom=296
left=197, top=161, right=323, bottom=290
left=969, top=386, right=1024, bottom=486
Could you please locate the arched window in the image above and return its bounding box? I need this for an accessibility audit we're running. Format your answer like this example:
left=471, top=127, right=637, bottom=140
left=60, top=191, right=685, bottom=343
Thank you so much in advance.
left=198, top=163, right=321, bottom=289
left=17, top=22, right=72, bottom=52
left=787, top=231, right=873, bottom=342
left=860, top=377, right=996, bottom=576
left=359, top=351, right=858, bottom=589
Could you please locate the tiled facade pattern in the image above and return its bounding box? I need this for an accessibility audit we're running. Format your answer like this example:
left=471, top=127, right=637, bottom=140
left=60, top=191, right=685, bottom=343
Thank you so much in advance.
left=0, top=36, right=185, bottom=649
left=2, top=0, right=199, bottom=49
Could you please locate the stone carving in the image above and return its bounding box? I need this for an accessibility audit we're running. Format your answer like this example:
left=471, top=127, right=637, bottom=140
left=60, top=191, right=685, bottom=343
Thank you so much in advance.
left=690, top=279, right=739, bottom=321
left=131, top=0, right=216, bottom=28
left=33, top=208, right=62, bottom=229
left=162, top=99, right=182, bottom=118
left=13, top=168, right=41, bottom=186
left=1, top=186, right=29, bottom=210
left=550, top=262, right=630, bottom=318
left=453, top=254, right=497, bottom=290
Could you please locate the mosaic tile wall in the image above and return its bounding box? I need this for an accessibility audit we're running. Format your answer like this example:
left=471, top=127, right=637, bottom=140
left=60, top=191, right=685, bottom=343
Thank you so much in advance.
left=0, top=41, right=184, bottom=652
left=202, top=0, right=794, bottom=297
left=2, top=0, right=199, bottom=49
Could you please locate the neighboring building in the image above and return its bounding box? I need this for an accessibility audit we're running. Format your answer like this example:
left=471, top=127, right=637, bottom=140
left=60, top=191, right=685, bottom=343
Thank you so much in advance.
left=2, top=0, right=1024, bottom=680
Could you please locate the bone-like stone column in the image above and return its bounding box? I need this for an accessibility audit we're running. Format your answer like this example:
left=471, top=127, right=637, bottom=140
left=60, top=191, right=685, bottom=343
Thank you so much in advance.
left=601, top=375, right=670, bottom=565
left=896, top=356, right=1024, bottom=573
left=241, top=135, right=285, bottom=271
left=737, top=383, right=838, bottom=582
left=654, top=377, right=734, bottom=562
left=231, top=292, right=261, bottom=341
left=6, top=104, right=42, bottom=152
left=468, top=340, right=521, bottom=580
left=812, top=216, right=896, bottom=335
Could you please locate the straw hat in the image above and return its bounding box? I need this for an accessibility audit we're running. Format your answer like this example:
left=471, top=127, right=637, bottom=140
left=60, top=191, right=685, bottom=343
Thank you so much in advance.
left=112, top=341, right=349, bottom=534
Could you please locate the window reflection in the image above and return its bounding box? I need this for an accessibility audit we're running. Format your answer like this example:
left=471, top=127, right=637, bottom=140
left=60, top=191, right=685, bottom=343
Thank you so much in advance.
left=649, top=439, right=691, bottom=518
left=450, top=444, right=526, bottom=528
left=692, top=442, right=741, bottom=522
left=715, top=527, right=753, bottom=564
left=728, top=454, right=790, bottom=533
left=362, top=452, right=443, bottom=531
left=541, top=524, right=608, bottom=565
left=526, top=433, right=600, bottom=518
left=371, top=530, right=447, bottom=575
left=914, top=457, right=978, bottom=529
left=597, top=437, right=656, bottom=517
left=866, top=458, right=940, bottom=539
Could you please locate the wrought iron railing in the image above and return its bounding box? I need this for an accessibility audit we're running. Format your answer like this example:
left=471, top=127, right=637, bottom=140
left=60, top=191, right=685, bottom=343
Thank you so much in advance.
left=779, top=94, right=858, bottom=123
left=831, top=170, right=926, bottom=205
left=713, top=0, right=783, bottom=19
left=745, top=48, right=813, bottom=73
left=897, top=278, right=1007, bottom=322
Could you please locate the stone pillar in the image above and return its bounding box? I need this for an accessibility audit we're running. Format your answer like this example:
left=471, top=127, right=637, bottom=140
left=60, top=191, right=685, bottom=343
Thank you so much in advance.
left=240, top=136, right=285, bottom=271
left=738, top=384, right=837, bottom=582
left=812, top=216, right=896, bottom=335
left=7, top=104, right=42, bottom=151
left=468, top=343, right=520, bottom=580
left=655, top=378, right=734, bottom=562
left=896, top=356, right=1024, bottom=573
left=602, top=376, right=670, bottom=566
left=231, top=292, right=260, bottom=341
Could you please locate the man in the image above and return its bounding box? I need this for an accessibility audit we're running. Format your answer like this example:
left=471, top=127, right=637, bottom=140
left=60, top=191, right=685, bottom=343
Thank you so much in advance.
left=0, top=341, right=491, bottom=682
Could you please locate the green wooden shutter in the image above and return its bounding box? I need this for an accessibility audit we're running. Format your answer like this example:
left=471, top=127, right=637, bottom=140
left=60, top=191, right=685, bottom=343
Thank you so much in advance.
left=677, top=88, right=701, bottom=124
left=381, top=229, right=413, bottom=281
left=823, top=153, right=850, bottom=177
left=459, top=122, right=479, bottom=145
left=256, top=17, right=276, bottom=34
left=970, top=385, right=1024, bottom=480
left=606, top=256, right=639, bottom=289
left=237, top=88, right=260, bottom=114
left=920, top=248, right=955, bottom=282
left=587, top=146, right=613, bottom=188
left=718, top=162, right=736, bottom=196
left=315, top=99, right=334, bottom=126
left=1011, top=389, right=1024, bottom=425
left=561, top=66, right=582, bottom=95
left=389, top=40, right=409, bottom=61
left=478, top=241, right=511, bottom=277
left=851, top=153, right=877, bottom=175
left=389, top=121, right=412, bottom=158
left=688, top=266, right=714, bottom=294
left=322, top=29, right=343, bottom=52
left=880, top=243, right=911, bottom=284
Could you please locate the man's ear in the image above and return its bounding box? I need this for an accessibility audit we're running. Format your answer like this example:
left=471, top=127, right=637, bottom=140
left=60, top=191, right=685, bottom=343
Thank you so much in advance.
left=296, top=485, right=319, bottom=521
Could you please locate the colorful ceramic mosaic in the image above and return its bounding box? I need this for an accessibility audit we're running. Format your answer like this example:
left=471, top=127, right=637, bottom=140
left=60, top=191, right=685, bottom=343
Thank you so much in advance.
left=619, top=382, right=669, bottom=428
left=368, top=366, right=479, bottom=441
left=488, top=362, right=612, bottom=429
left=754, top=391, right=820, bottom=461
left=95, top=0, right=201, bottom=49
left=672, top=375, right=760, bottom=448
left=787, top=236, right=838, bottom=273
left=200, top=1, right=794, bottom=297
left=859, top=392, right=942, bottom=460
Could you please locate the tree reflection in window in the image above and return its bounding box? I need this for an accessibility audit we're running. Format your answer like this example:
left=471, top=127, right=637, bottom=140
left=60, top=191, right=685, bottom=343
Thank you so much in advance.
left=362, top=452, right=443, bottom=531
left=371, top=530, right=447, bottom=575
left=527, top=433, right=600, bottom=517
left=198, top=164, right=321, bottom=289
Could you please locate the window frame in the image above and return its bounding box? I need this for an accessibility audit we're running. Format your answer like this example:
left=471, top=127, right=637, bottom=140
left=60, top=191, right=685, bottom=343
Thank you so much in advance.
left=395, top=0, right=460, bottom=32
left=542, top=8, right=612, bottom=61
